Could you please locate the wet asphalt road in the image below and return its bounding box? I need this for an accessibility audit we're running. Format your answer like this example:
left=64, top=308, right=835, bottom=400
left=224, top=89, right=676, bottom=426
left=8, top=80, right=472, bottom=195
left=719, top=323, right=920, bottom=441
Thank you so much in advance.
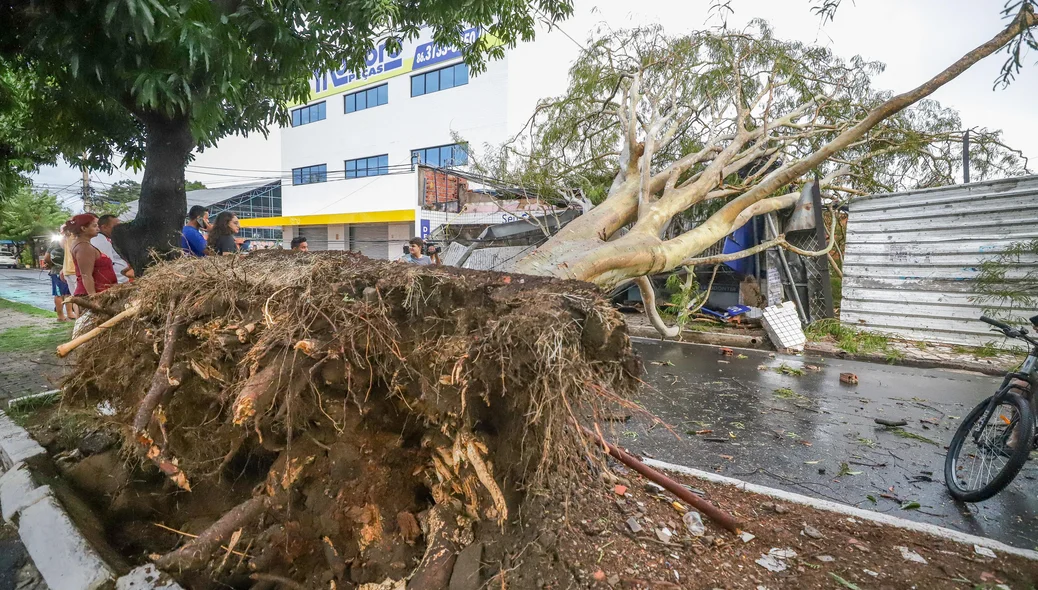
left=624, top=337, right=1038, bottom=550
left=0, top=268, right=53, bottom=311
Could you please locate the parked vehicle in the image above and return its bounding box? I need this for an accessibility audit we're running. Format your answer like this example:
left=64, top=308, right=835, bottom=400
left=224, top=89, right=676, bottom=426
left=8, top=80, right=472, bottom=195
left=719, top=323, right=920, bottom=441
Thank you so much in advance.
left=944, top=315, right=1038, bottom=502
left=0, top=246, right=17, bottom=268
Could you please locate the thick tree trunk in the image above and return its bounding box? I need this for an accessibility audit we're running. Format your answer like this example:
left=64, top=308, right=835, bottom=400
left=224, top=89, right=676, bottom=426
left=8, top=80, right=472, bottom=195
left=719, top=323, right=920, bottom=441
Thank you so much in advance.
left=111, top=114, right=194, bottom=275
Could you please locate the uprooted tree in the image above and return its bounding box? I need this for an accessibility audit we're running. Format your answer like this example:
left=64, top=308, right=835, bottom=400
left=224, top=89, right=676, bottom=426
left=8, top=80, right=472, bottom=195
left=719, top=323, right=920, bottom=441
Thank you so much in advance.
left=491, top=10, right=1033, bottom=334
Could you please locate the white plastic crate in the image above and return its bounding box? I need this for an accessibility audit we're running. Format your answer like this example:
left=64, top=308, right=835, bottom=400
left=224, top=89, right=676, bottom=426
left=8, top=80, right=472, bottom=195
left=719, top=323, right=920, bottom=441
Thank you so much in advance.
left=761, top=301, right=806, bottom=351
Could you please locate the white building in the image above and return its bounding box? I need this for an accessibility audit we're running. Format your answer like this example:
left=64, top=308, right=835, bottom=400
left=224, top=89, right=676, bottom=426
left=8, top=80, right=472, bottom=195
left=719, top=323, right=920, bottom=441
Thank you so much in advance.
left=240, top=27, right=553, bottom=260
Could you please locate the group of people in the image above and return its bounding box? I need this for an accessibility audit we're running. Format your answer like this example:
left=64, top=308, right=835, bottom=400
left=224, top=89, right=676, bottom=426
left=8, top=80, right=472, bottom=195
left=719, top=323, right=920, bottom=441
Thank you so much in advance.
left=44, top=206, right=440, bottom=320
left=181, top=206, right=247, bottom=257
left=45, top=213, right=132, bottom=321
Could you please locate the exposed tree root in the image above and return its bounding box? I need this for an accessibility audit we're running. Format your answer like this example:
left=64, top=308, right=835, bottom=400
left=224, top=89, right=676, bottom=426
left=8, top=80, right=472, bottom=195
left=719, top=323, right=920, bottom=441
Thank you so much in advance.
left=62, top=252, right=644, bottom=587
left=155, top=495, right=270, bottom=572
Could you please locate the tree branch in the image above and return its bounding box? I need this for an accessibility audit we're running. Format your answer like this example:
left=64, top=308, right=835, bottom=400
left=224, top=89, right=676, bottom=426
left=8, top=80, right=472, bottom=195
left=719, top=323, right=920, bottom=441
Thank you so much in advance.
left=635, top=276, right=679, bottom=338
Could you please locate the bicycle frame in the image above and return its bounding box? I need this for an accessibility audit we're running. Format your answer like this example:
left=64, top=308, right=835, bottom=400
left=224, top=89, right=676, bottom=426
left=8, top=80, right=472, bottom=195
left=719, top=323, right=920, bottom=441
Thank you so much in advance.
left=971, top=340, right=1038, bottom=446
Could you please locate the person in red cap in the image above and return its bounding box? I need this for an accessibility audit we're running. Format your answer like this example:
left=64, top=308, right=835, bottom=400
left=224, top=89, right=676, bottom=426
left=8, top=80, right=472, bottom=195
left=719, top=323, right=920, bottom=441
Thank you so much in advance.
left=66, top=213, right=118, bottom=296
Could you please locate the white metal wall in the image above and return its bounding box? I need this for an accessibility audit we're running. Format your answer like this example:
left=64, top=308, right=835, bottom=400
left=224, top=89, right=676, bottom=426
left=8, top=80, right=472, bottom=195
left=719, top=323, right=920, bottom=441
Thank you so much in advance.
left=842, top=175, right=1038, bottom=347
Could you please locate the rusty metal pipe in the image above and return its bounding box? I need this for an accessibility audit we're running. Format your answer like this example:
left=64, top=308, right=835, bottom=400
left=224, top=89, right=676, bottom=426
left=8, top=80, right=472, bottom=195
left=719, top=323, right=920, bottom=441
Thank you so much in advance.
left=580, top=425, right=742, bottom=534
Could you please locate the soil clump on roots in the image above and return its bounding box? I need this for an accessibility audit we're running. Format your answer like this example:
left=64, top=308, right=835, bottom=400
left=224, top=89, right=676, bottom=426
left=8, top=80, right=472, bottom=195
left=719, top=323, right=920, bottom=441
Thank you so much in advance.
left=61, top=251, right=641, bottom=589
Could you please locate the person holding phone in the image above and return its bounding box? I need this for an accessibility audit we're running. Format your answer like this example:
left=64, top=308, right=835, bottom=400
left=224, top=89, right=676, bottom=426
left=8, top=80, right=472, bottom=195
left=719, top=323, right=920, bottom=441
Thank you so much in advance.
left=181, top=205, right=209, bottom=257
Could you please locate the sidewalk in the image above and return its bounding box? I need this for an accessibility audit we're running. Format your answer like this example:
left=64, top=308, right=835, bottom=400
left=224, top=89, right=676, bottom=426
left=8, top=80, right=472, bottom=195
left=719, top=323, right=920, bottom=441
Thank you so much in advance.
left=0, top=299, right=70, bottom=401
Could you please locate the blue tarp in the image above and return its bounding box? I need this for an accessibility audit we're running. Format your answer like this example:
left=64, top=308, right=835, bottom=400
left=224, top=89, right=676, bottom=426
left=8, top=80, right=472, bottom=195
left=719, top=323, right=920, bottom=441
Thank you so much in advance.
left=720, top=219, right=757, bottom=276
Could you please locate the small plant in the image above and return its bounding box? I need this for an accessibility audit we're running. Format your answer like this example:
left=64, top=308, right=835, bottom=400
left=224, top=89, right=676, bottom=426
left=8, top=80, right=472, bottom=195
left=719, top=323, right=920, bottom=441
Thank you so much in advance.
left=774, top=363, right=805, bottom=377
left=773, top=388, right=811, bottom=403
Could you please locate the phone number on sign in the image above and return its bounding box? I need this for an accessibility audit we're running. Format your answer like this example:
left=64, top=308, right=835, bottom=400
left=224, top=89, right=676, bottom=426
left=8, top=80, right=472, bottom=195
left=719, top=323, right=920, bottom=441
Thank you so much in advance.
left=414, top=28, right=479, bottom=67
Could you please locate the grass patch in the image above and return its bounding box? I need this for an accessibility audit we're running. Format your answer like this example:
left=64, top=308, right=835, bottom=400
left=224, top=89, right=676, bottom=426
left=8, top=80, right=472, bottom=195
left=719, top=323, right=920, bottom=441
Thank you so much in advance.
left=0, top=323, right=73, bottom=353
left=0, top=298, right=55, bottom=318
left=806, top=318, right=902, bottom=357
left=7, top=392, right=61, bottom=427
left=952, top=342, right=1003, bottom=358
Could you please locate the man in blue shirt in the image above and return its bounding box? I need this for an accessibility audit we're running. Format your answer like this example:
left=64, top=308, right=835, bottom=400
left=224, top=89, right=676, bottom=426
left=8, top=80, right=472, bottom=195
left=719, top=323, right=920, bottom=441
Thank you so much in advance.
left=181, top=205, right=209, bottom=257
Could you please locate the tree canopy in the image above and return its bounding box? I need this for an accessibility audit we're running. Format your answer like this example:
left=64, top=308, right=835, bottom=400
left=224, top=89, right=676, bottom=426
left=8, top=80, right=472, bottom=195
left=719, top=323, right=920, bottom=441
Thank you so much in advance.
left=0, top=187, right=70, bottom=242
left=0, top=0, right=574, bottom=270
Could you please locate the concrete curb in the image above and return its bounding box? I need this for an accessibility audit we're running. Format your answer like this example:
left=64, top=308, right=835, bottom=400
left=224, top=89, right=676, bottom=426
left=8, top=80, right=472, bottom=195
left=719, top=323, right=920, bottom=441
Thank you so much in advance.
left=0, top=409, right=185, bottom=590
left=643, top=458, right=1038, bottom=561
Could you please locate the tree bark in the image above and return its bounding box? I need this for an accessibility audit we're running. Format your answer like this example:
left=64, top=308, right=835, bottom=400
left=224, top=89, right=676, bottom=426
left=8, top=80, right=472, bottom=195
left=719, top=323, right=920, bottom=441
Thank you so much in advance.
left=111, top=114, right=194, bottom=275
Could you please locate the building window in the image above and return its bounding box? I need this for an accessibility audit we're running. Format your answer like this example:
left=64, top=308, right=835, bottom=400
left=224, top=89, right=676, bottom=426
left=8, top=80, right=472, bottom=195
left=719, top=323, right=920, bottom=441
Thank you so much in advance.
left=345, top=154, right=389, bottom=179
left=410, top=63, right=469, bottom=97
left=291, top=102, right=326, bottom=127
left=345, top=84, right=389, bottom=113
left=412, top=143, right=468, bottom=168
left=292, top=164, right=327, bottom=185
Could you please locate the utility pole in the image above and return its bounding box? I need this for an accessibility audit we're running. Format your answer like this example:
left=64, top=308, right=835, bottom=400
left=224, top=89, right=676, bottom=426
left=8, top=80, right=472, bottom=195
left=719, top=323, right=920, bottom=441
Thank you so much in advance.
left=81, top=165, right=91, bottom=213
left=962, top=129, right=971, bottom=184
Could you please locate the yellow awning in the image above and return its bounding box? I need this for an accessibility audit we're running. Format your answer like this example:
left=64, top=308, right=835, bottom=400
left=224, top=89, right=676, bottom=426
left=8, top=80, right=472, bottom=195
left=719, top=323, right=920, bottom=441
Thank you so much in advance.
left=238, top=209, right=415, bottom=228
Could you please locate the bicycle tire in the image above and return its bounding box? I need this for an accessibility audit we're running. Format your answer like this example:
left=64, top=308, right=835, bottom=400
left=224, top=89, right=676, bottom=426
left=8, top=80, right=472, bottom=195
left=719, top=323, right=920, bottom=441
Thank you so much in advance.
left=944, top=392, right=1034, bottom=502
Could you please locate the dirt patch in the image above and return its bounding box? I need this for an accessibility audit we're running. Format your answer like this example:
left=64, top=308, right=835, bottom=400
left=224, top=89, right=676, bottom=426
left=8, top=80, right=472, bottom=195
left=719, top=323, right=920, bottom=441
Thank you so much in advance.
left=498, top=457, right=1038, bottom=589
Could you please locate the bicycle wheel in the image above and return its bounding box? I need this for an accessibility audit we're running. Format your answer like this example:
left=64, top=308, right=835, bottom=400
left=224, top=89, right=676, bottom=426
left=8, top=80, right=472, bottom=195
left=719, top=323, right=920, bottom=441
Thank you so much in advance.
left=945, top=393, right=1034, bottom=502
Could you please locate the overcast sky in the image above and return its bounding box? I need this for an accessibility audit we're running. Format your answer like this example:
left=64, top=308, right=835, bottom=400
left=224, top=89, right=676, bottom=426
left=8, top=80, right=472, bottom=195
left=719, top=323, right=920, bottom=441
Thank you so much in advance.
left=33, top=0, right=1036, bottom=208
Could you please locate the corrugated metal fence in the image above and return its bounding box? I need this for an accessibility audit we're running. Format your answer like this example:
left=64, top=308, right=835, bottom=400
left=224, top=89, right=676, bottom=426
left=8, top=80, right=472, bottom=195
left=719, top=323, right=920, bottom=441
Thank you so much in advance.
left=841, top=175, right=1038, bottom=347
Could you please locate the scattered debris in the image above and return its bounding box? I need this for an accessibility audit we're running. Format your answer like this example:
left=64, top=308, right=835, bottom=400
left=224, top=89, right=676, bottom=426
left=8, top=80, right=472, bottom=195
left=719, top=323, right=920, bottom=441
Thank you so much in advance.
left=768, top=548, right=797, bottom=560
left=719, top=347, right=734, bottom=356
left=802, top=526, right=823, bottom=539
left=863, top=569, right=879, bottom=577
left=755, top=554, right=788, bottom=573
left=737, top=354, right=748, bottom=359
left=655, top=527, right=673, bottom=544
left=884, top=426, right=939, bottom=446
left=974, top=545, right=997, bottom=559
left=626, top=517, right=643, bottom=534
left=837, top=463, right=862, bottom=477
left=874, top=417, right=908, bottom=427
left=760, top=502, right=789, bottom=515
left=649, top=360, right=675, bottom=366
left=839, top=372, right=859, bottom=385
left=897, top=545, right=927, bottom=564
left=739, top=532, right=756, bottom=543
left=614, top=485, right=628, bottom=496
left=816, top=555, right=835, bottom=563
left=900, top=501, right=921, bottom=511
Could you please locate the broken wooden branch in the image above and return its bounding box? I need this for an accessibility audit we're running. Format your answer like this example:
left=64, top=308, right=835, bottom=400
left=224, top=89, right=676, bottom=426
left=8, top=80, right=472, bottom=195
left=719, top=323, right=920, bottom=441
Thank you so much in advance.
left=56, top=304, right=139, bottom=357
left=66, top=296, right=119, bottom=317
left=579, top=424, right=742, bottom=533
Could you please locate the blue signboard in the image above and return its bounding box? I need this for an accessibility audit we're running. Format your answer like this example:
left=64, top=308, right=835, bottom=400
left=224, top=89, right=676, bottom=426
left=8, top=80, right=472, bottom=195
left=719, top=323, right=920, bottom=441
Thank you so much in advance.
left=420, top=219, right=431, bottom=240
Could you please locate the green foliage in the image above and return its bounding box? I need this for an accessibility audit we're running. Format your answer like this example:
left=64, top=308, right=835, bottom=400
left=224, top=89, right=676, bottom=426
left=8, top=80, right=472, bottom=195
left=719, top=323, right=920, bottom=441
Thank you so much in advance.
left=0, top=187, right=70, bottom=242
left=663, top=271, right=708, bottom=329
left=973, top=239, right=1038, bottom=325
left=1, top=0, right=574, bottom=174
left=806, top=318, right=893, bottom=355
left=185, top=180, right=207, bottom=191
left=18, top=246, right=32, bottom=267
left=0, top=66, right=57, bottom=200
left=93, top=179, right=143, bottom=217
